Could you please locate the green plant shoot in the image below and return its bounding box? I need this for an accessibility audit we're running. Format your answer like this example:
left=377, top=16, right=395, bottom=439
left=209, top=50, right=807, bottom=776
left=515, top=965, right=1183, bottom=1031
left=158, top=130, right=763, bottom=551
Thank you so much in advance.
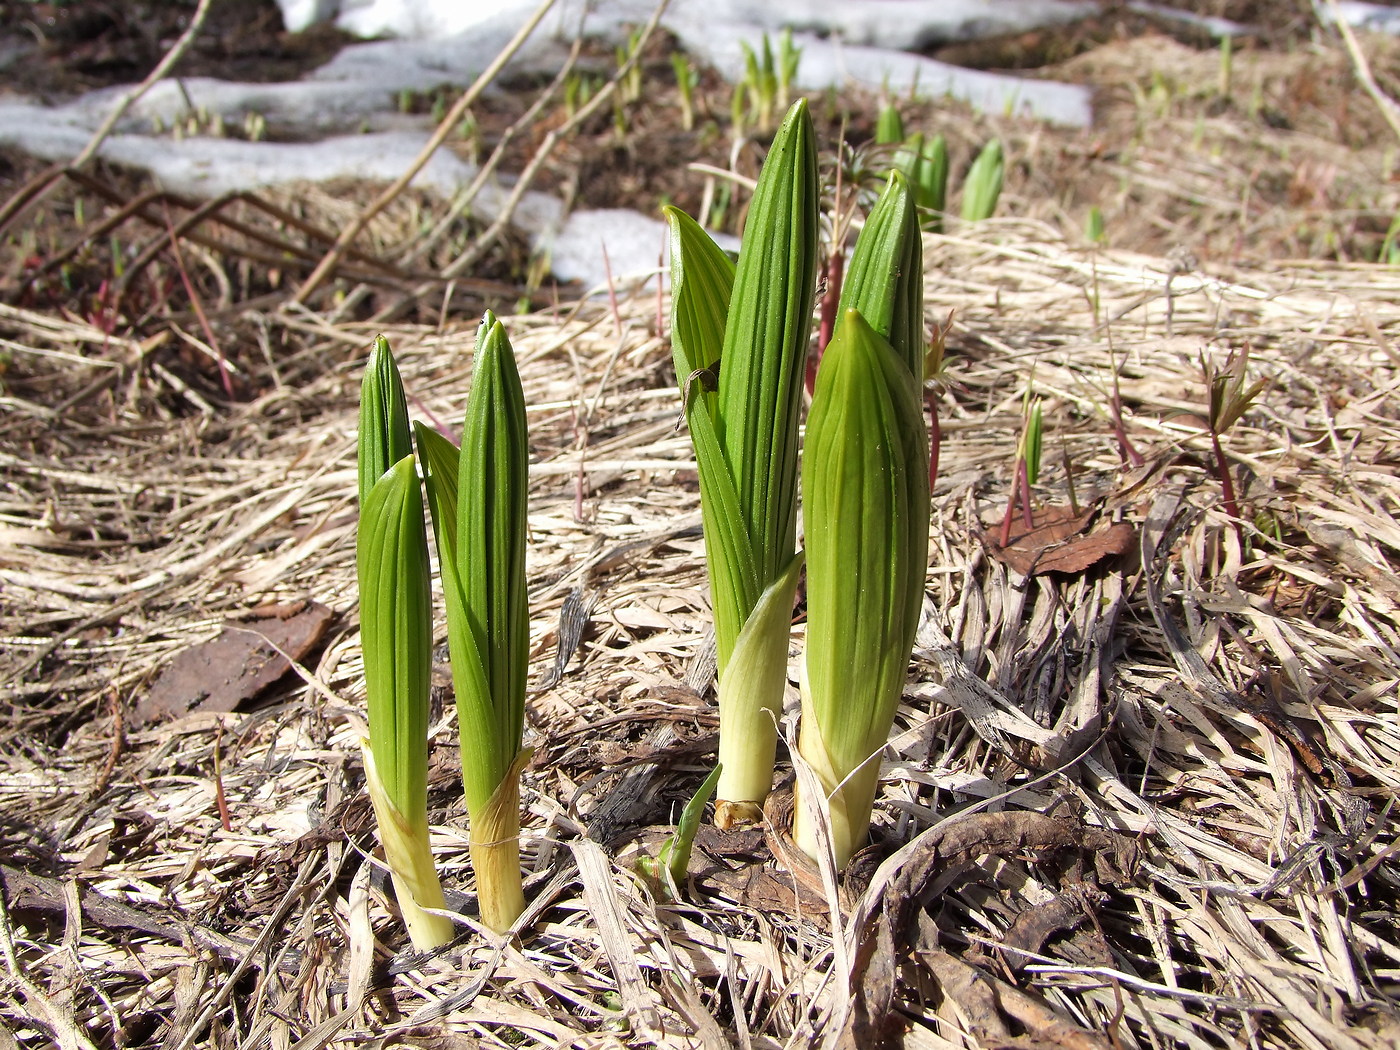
left=420, top=314, right=531, bottom=934
left=798, top=309, right=929, bottom=869
left=875, top=103, right=904, bottom=145
left=671, top=52, right=698, bottom=131
left=666, top=99, right=818, bottom=825
left=836, top=170, right=925, bottom=382
left=895, top=132, right=949, bottom=231
left=637, top=764, right=723, bottom=898
left=1203, top=346, right=1267, bottom=530
left=357, top=337, right=454, bottom=951
left=960, top=139, right=1004, bottom=222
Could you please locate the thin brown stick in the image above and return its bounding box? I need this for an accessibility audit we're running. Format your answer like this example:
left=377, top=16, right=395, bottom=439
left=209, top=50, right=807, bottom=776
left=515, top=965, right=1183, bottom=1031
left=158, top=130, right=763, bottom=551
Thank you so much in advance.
left=290, top=0, right=559, bottom=305
left=0, top=0, right=214, bottom=240
left=162, top=202, right=232, bottom=398
left=441, top=0, right=672, bottom=281
left=1324, top=0, right=1400, bottom=144
left=71, top=0, right=217, bottom=170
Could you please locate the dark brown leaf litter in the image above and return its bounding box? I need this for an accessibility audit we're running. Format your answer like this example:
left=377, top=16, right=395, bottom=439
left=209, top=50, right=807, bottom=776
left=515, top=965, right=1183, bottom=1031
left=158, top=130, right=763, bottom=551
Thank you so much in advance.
left=132, top=600, right=332, bottom=725
left=836, top=811, right=1139, bottom=1049
left=984, top=503, right=1137, bottom=576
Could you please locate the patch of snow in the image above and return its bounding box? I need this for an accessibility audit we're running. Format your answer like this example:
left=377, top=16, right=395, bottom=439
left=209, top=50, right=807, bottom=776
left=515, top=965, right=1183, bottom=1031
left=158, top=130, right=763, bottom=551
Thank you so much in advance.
left=543, top=209, right=740, bottom=292
left=282, top=0, right=1100, bottom=52
left=1126, top=2, right=1250, bottom=38
left=658, top=0, right=1098, bottom=51
left=1, top=0, right=1111, bottom=292
left=1320, top=1, right=1400, bottom=33
left=671, top=21, right=1092, bottom=127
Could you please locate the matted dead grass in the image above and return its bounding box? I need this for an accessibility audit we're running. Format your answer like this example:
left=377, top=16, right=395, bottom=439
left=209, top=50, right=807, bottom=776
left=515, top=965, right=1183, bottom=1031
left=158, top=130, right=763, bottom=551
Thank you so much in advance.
left=2, top=211, right=1399, bottom=1048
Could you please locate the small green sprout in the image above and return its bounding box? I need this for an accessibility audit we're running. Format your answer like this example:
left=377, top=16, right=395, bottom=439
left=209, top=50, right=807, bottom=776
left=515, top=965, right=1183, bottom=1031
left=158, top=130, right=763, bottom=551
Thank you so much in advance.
left=357, top=337, right=454, bottom=952
left=875, top=102, right=905, bottom=145
left=894, top=133, right=949, bottom=231
left=637, top=764, right=723, bottom=898
left=960, top=139, right=1004, bottom=222
left=1203, top=345, right=1267, bottom=533
left=998, top=394, right=1044, bottom=547
left=1086, top=205, right=1106, bottom=245
left=671, top=52, right=699, bottom=131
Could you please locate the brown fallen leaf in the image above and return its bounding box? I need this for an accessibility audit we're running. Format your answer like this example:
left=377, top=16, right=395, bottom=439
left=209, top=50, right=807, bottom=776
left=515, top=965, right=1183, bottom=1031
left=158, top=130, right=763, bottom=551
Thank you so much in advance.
left=134, top=600, right=333, bottom=725
left=984, top=504, right=1136, bottom=576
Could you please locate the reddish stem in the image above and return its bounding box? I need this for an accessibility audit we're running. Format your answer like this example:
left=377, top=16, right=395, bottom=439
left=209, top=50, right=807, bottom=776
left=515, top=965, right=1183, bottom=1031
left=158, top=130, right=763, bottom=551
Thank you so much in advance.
left=1110, top=392, right=1145, bottom=467
left=162, top=204, right=233, bottom=399
left=998, top=457, right=1022, bottom=548
left=1017, top=458, right=1035, bottom=529
left=1211, top=430, right=1244, bottom=538
left=809, top=249, right=844, bottom=395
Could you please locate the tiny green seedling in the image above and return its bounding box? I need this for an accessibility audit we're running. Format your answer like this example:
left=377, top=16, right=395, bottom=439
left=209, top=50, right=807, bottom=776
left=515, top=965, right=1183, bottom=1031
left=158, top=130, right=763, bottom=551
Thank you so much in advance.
left=1203, top=346, right=1267, bottom=536
left=671, top=52, right=699, bottom=131
left=637, top=764, right=723, bottom=898
left=999, top=394, right=1044, bottom=547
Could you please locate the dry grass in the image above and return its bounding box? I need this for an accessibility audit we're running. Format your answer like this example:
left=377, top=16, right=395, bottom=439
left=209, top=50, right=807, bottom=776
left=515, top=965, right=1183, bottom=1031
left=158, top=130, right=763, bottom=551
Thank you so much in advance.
left=2, top=212, right=1399, bottom=1048
left=4, top=7, right=1400, bottom=1048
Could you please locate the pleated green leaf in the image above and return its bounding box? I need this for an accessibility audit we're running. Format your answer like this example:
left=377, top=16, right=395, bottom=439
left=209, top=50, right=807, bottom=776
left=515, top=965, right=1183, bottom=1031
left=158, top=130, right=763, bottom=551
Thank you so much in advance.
left=838, top=170, right=926, bottom=382
left=358, top=454, right=433, bottom=831
left=417, top=419, right=500, bottom=811
left=798, top=309, right=929, bottom=867
left=358, top=335, right=414, bottom=507
left=666, top=98, right=818, bottom=815
left=716, top=97, right=818, bottom=592
left=687, top=396, right=761, bottom=668
left=874, top=103, right=904, bottom=145
left=895, top=133, right=948, bottom=231
left=961, top=139, right=1004, bottom=222
left=451, top=312, right=529, bottom=820
left=415, top=422, right=461, bottom=563
left=357, top=337, right=453, bottom=949
left=664, top=204, right=734, bottom=407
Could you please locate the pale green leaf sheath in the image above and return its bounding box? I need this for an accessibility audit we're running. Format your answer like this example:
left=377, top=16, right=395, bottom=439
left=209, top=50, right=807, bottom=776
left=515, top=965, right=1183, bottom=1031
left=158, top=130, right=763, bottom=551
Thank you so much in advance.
left=798, top=309, right=930, bottom=869
left=357, top=445, right=453, bottom=948
left=674, top=99, right=817, bottom=823
left=434, top=312, right=530, bottom=934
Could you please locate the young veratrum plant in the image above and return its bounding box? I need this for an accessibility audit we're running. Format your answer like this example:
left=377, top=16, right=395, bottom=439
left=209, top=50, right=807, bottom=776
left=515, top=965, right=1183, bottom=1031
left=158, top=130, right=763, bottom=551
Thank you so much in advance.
left=665, top=99, right=818, bottom=825
left=357, top=337, right=454, bottom=951
left=797, top=172, right=930, bottom=870
left=418, top=314, right=532, bottom=934
left=1203, top=345, right=1266, bottom=536
left=800, top=309, right=929, bottom=869
left=960, top=138, right=1004, bottom=222
left=874, top=102, right=905, bottom=145
left=895, top=132, right=949, bottom=231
